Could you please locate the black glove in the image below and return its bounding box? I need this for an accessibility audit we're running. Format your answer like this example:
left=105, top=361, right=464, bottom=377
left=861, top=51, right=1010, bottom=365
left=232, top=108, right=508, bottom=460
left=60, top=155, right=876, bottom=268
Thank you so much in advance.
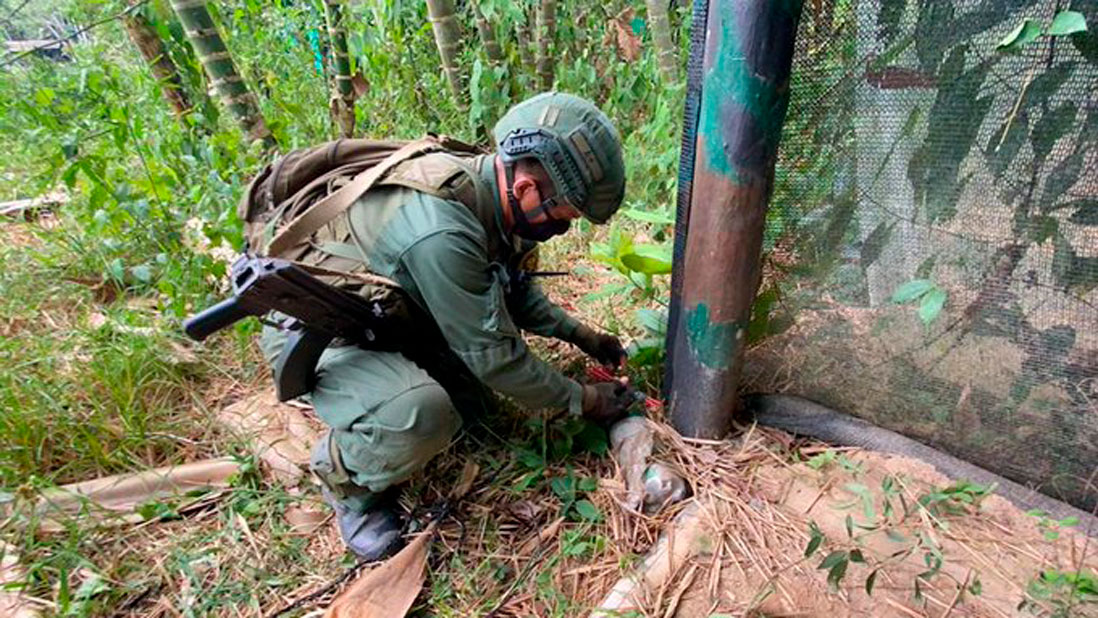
left=581, top=381, right=637, bottom=426
left=572, top=324, right=627, bottom=368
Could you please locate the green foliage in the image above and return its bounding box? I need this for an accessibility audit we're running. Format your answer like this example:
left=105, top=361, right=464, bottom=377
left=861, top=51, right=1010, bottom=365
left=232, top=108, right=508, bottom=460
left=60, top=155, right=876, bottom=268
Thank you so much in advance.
left=1048, top=11, right=1088, bottom=37
left=799, top=471, right=1004, bottom=602
left=588, top=223, right=672, bottom=303
left=997, top=11, right=1087, bottom=53
left=1023, top=568, right=1098, bottom=616
left=891, top=279, right=948, bottom=326
left=916, top=480, right=995, bottom=517
left=804, top=520, right=824, bottom=558
left=996, top=19, right=1042, bottom=52
left=1026, top=509, right=1081, bottom=541
left=818, top=549, right=850, bottom=590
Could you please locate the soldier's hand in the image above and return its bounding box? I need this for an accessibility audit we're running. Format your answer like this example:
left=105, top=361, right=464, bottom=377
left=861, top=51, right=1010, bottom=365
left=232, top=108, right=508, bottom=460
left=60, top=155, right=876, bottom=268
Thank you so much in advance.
left=573, top=325, right=627, bottom=368
left=581, top=380, right=637, bottom=426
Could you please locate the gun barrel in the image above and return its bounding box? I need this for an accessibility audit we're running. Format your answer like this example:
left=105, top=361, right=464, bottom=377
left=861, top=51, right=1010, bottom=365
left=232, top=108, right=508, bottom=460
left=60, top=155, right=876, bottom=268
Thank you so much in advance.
left=183, top=297, right=256, bottom=341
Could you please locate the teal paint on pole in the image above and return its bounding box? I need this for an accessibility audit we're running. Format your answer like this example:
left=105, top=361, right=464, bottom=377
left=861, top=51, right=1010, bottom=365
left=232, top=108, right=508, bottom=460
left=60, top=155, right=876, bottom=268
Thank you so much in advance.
left=665, top=0, right=804, bottom=439
left=698, top=2, right=797, bottom=181
left=684, top=303, right=740, bottom=371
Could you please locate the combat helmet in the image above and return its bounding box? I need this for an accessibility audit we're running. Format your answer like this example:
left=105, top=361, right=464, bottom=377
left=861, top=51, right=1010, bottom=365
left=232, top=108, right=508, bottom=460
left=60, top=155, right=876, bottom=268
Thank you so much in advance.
left=493, top=92, right=625, bottom=224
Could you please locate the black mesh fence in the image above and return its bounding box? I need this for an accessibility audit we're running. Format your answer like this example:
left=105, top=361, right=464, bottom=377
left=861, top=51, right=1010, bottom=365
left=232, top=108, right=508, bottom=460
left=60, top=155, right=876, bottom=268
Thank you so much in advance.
left=744, top=0, right=1098, bottom=511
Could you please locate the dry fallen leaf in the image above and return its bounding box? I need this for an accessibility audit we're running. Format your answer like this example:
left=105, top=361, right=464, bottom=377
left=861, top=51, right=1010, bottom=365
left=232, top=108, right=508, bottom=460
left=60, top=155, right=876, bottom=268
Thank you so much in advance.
left=611, top=8, right=641, bottom=62
left=351, top=71, right=370, bottom=98
left=518, top=516, right=563, bottom=556
left=1, top=542, right=38, bottom=617
left=285, top=503, right=329, bottom=535
left=324, top=522, right=436, bottom=618
left=506, top=500, right=544, bottom=523
left=451, top=460, right=479, bottom=499
left=218, top=392, right=322, bottom=485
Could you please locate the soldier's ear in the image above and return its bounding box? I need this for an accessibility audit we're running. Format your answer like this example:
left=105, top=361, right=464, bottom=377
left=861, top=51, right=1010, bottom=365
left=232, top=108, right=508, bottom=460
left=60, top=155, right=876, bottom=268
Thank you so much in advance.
left=512, top=175, right=538, bottom=203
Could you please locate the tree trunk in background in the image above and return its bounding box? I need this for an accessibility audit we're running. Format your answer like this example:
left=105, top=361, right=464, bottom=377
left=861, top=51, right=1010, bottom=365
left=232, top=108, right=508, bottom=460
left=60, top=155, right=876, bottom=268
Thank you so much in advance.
left=536, top=0, right=556, bottom=90
left=473, top=2, right=503, bottom=67
left=323, top=0, right=355, bottom=137
left=516, top=6, right=534, bottom=67
left=645, top=0, right=678, bottom=82
left=168, top=0, right=275, bottom=148
left=425, top=0, right=465, bottom=106
left=123, top=11, right=193, bottom=121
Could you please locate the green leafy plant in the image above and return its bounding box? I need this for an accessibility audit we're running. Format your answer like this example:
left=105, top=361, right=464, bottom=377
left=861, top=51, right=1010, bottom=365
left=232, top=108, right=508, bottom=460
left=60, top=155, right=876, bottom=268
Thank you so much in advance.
left=1026, top=509, right=1080, bottom=541
left=916, top=480, right=995, bottom=517
left=800, top=473, right=995, bottom=600
left=589, top=222, right=673, bottom=303
left=891, top=278, right=948, bottom=326
left=997, top=11, right=1088, bottom=53
left=1022, top=568, right=1097, bottom=616
left=804, top=449, right=864, bottom=476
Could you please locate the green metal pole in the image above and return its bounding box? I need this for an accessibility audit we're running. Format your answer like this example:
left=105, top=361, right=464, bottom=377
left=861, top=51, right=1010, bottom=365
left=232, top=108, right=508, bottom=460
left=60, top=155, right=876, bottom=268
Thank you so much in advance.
left=665, top=0, right=804, bottom=439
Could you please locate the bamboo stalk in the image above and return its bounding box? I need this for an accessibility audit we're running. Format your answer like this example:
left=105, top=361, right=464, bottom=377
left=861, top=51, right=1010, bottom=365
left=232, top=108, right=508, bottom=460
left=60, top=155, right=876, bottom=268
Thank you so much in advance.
left=473, top=2, right=503, bottom=67
left=323, top=0, right=355, bottom=137
left=515, top=5, right=534, bottom=67
left=425, top=0, right=466, bottom=106
left=122, top=9, right=193, bottom=121
left=168, top=0, right=275, bottom=148
left=535, top=0, right=556, bottom=90
left=645, top=0, right=678, bottom=82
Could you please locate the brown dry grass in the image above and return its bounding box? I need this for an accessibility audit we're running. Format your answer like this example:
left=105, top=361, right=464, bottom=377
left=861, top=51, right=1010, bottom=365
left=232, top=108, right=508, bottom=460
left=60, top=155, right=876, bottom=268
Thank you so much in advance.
left=246, top=401, right=1097, bottom=618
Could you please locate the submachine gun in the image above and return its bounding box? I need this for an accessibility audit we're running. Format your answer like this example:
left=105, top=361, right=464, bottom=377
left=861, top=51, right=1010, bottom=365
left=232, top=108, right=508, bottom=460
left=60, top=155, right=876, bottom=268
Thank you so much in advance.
left=183, top=255, right=410, bottom=402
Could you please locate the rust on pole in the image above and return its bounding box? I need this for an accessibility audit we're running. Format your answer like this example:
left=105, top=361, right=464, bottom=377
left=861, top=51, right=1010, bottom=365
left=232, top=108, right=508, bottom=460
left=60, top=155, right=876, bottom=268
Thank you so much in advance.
left=665, top=0, right=804, bottom=439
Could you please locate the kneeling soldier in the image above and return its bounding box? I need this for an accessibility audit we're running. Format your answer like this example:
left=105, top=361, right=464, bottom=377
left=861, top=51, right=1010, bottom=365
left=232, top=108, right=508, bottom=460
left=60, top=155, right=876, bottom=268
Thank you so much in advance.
left=258, top=93, right=635, bottom=559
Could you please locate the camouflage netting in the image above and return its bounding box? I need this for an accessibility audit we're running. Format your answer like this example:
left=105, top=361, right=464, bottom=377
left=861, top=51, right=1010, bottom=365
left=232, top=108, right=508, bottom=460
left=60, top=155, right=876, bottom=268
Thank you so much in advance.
left=743, top=0, right=1098, bottom=511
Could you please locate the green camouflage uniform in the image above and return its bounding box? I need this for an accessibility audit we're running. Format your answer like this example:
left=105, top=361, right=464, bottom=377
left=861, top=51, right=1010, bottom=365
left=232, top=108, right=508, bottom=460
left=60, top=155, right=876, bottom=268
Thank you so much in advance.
left=260, top=153, right=584, bottom=503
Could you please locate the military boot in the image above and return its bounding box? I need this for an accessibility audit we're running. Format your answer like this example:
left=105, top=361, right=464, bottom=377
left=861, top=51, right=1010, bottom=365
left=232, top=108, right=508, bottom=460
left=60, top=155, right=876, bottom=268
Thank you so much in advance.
left=310, top=430, right=404, bottom=560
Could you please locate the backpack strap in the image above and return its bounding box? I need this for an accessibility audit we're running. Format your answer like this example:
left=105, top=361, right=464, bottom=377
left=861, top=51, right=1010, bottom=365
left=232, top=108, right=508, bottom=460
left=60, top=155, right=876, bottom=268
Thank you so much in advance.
left=265, top=137, right=444, bottom=257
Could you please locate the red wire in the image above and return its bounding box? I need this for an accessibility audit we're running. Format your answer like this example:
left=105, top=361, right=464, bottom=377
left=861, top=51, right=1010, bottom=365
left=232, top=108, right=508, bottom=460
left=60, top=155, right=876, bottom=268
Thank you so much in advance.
left=585, top=365, right=663, bottom=412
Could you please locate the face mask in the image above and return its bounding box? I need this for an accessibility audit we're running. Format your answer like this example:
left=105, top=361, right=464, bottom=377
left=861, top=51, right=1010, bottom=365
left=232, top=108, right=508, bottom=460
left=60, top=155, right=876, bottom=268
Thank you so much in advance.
left=508, top=184, right=573, bottom=242
left=514, top=211, right=572, bottom=242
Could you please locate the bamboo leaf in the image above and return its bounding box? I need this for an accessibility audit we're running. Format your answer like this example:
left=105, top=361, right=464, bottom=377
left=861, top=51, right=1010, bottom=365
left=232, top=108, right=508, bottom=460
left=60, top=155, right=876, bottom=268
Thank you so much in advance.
left=827, top=559, right=849, bottom=590
left=860, top=221, right=895, bottom=267
left=818, top=550, right=847, bottom=570
left=620, top=208, right=674, bottom=225
left=918, top=288, right=947, bottom=325
left=891, top=279, right=933, bottom=303
left=582, top=282, right=631, bottom=302
left=804, top=521, right=825, bottom=558
left=878, top=0, right=906, bottom=46
left=1048, top=11, right=1087, bottom=36
left=997, top=19, right=1041, bottom=52
left=620, top=245, right=673, bottom=275
left=865, top=569, right=879, bottom=596
left=1031, top=103, right=1078, bottom=164
left=635, top=308, right=668, bottom=336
